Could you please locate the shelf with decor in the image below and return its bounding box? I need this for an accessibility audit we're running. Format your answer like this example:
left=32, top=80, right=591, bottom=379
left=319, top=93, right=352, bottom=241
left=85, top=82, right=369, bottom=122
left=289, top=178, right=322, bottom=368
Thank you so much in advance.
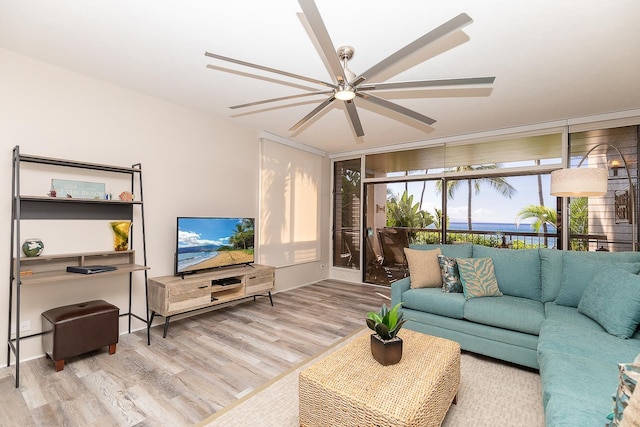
left=7, top=145, right=150, bottom=388
left=15, top=250, right=149, bottom=285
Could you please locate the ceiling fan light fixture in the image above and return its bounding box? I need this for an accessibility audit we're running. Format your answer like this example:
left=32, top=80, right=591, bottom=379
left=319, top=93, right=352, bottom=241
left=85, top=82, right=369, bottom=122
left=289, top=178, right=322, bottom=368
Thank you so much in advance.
left=335, top=84, right=356, bottom=101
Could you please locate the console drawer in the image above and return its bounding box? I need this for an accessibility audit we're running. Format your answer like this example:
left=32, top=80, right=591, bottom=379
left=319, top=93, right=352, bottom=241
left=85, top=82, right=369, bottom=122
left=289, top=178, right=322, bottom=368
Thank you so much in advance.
left=246, top=269, right=274, bottom=294
left=167, top=281, right=211, bottom=311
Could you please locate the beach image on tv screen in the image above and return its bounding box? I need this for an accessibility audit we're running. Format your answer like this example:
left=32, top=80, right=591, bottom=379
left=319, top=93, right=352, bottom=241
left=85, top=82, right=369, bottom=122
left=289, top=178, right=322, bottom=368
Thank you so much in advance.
left=177, top=217, right=254, bottom=273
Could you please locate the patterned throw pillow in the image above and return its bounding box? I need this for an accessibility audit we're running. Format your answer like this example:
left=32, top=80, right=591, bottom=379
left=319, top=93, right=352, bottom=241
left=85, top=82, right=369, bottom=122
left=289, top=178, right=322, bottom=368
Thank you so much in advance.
left=437, top=254, right=463, bottom=293
left=456, top=257, right=503, bottom=300
left=404, top=247, right=442, bottom=289
left=608, top=362, right=640, bottom=426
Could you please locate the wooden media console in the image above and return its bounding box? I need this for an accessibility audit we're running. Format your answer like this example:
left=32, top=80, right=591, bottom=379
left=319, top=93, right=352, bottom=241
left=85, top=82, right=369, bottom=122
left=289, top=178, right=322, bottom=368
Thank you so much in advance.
left=148, top=264, right=274, bottom=337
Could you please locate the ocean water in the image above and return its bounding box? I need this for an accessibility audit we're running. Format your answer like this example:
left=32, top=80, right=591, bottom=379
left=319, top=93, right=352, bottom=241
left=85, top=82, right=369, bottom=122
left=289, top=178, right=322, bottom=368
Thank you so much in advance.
left=448, top=221, right=557, bottom=233
left=446, top=221, right=558, bottom=247
left=176, top=251, right=219, bottom=271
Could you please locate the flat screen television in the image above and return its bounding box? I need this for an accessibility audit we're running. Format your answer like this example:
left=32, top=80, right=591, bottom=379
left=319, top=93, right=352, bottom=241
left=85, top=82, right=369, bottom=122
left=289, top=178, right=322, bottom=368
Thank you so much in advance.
left=175, top=217, right=255, bottom=276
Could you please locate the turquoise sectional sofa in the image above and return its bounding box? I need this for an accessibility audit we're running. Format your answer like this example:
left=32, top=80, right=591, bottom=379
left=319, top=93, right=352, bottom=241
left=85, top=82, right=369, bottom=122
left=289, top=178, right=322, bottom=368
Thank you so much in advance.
left=391, top=244, right=640, bottom=426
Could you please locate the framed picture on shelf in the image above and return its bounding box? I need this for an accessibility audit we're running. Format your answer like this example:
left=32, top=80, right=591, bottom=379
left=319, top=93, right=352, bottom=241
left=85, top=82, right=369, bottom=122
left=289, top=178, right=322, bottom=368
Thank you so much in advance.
left=51, top=179, right=106, bottom=199
left=615, top=188, right=631, bottom=224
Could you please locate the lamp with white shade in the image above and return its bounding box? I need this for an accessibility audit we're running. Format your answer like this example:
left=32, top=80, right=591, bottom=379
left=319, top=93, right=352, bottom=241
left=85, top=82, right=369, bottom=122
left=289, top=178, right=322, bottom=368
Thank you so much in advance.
left=550, top=143, right=636, bottom=251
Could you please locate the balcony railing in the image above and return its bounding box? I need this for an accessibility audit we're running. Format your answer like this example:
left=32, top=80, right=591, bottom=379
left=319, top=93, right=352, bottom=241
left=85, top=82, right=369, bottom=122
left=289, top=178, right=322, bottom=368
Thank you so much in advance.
left=384, top=227, right=609, bottom=250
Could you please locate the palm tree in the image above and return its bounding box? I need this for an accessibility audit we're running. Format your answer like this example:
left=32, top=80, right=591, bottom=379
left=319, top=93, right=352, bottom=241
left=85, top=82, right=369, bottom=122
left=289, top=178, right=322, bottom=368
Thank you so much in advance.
left=436, top=165, right=517, bottom=230
left=433, top=207, right=448, bottom=230
left=517, top=198, right=589, bottom=250
left=517, top=205, right=557, bottom=232
left=534, top=161, right=548, bottom=237
left=230, top=219, right=254, bottom=250
left=517, top=205, right=557, bottom=246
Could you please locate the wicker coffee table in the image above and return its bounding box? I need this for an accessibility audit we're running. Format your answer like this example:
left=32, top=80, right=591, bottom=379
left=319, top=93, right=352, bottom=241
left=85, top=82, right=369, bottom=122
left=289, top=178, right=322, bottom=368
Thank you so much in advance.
left=299, top=329, right=460, bottom=427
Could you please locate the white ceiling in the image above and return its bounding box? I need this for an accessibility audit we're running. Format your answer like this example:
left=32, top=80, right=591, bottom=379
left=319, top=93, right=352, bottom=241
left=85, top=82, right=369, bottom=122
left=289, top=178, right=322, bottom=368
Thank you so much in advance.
left=1, top=1, right=639, bottom=154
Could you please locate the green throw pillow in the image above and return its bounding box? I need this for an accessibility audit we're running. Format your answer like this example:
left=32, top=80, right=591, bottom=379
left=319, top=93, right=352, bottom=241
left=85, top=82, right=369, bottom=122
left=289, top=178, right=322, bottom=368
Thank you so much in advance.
left=456, top=257, right=503, bottom=300
left=555, top=258, right=640, bottom=307
left=437, top=254, right=463, bottom=293
left=578, top=268, right=640, bottom=339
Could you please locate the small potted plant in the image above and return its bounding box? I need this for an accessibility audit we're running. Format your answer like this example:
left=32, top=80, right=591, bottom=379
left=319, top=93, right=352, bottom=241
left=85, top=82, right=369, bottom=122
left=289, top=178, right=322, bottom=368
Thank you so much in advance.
left=366, top=302, right=407, bottom=366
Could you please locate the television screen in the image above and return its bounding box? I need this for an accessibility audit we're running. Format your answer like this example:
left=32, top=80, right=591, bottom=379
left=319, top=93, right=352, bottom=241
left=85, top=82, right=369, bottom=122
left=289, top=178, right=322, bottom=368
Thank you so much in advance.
left=175, top=217, right=255, bottom=275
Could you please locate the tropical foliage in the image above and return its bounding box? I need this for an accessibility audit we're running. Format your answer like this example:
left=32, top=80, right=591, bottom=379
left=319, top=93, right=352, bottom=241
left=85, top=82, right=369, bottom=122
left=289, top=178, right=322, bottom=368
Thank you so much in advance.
left=386, top=190, right=434, bottom=228
left=516, top=198, right=588, bottom=250
left=568, top=197, right=589, bottom=250
left=227, top=219, right=254, bottom=252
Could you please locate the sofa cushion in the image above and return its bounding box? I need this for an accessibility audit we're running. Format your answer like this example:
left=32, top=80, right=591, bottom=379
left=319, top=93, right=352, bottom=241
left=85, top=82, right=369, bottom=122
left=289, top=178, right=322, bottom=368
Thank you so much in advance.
left=472, top=246, right=542, bottom=300
left=555, top=251, right=640, bottom=307
left=457, top=257, right=503, bottom=300
left=538, top=320, right=640, bottom=365
left=404, top=247, right=442, bottom=289
left=539, top=350, right=617, bottom=425
left=544, top=394, right=612, bottom=427
left=578, top=268, right=640, bottom=339
left=464, top=295, right=545, bottom=335
left=401, top=288, right=465, bottom=319
left=409, top=243, right=473, bottom=258
left=540, top=248, right=563, bottom=302
left=437, top=254, right=463, bottom=293
left=544, top=302, right=604, bottom=331
left=402, top=307, right=539, bottom=351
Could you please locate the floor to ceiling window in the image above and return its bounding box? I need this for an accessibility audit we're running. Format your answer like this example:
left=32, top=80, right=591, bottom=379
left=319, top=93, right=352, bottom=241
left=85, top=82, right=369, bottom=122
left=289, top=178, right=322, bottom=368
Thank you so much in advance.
left=332, top=125, right=639, bottom=286
left=362, top=132, right=563, bottom=285
left=332, top=159, right=361, bottom=270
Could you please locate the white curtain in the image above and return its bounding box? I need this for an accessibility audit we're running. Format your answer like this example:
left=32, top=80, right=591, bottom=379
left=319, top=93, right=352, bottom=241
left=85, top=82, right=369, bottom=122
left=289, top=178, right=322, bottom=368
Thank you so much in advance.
left=259, top=138, right=322, bottom=267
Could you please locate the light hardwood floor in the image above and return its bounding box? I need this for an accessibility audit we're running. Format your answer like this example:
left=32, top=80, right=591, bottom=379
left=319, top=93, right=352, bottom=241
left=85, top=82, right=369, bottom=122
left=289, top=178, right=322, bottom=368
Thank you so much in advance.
left=0, top=279, right=390, bottom=426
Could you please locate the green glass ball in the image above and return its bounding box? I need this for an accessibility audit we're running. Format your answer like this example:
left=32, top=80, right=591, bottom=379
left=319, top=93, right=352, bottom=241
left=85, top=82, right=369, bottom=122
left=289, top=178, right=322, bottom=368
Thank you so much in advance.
left=22, top=239, right=44, bottom=257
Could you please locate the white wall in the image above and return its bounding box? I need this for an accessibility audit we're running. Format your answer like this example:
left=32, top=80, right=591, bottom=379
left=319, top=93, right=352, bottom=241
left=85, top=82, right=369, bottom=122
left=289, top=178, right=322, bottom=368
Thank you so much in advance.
left=0, top=48, right=329, bottom=362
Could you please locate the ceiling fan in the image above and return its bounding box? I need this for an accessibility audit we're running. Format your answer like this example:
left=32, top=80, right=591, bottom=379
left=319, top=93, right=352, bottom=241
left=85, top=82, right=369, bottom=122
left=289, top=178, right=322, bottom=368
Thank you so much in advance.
left=204, top=0, right=495, bottom=139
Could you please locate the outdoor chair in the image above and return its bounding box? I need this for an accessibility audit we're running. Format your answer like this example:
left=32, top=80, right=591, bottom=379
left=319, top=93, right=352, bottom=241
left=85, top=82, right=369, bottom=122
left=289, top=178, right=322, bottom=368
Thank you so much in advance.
left=377, top=228, right=409, bottom=279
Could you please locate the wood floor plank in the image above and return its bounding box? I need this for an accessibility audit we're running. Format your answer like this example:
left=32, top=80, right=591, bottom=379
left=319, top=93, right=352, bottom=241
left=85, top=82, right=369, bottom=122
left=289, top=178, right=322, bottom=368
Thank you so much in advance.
left=0, top=280, right=389, bottom=426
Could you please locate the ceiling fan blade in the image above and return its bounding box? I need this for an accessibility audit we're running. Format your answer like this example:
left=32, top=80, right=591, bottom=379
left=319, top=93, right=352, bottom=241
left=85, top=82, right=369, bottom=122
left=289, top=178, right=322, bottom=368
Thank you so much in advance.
left=205, top=51, right=335, bottom=89
left=359, top=77, right=495, bottom=91
left=289, top=95, right=336, bottom=132
left=357, top=92, right=436, bottom=126
left=298, top=0, right=348, bottom=84
left=352, top=13, right=473, bottom=86
left=230, top=90, right=334, bottom=109
left=344, top=100, right=364, bottom=137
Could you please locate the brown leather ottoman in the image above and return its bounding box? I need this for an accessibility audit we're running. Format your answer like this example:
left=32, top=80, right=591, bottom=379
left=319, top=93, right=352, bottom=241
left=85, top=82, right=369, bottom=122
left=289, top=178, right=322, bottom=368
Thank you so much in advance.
left=41, top=300, right=119, bottom=371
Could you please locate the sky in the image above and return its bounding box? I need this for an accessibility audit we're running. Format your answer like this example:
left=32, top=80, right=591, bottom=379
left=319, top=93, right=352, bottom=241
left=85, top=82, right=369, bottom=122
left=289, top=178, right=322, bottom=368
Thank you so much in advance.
left=177, top=217, right=250, bottom=248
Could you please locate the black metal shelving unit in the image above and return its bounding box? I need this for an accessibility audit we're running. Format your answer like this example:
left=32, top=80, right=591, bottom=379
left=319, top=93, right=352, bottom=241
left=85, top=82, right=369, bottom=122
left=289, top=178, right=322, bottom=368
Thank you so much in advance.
left=8, top=145, right=150, bottom=387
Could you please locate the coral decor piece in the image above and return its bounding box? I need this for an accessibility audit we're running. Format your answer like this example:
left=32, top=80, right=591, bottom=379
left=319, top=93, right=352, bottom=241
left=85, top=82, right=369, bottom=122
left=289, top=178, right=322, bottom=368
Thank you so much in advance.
left=118, top=191, right=134, bottom=201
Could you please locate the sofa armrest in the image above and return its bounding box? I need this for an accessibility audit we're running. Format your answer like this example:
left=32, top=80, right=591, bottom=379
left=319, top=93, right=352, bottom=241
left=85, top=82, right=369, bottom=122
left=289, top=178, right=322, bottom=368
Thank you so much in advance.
left=391, top=277, right=411, bottom=307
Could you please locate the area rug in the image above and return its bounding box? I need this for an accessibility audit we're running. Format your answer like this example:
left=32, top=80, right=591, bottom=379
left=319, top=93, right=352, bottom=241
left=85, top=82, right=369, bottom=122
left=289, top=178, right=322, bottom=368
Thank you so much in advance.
left=197, top=329, right=545, bottom=427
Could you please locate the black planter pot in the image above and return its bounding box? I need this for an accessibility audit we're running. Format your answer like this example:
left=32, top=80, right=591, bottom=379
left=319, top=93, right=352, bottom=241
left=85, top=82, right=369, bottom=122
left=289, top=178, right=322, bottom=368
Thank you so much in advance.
left=370, top=334, right=403, bottom=366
